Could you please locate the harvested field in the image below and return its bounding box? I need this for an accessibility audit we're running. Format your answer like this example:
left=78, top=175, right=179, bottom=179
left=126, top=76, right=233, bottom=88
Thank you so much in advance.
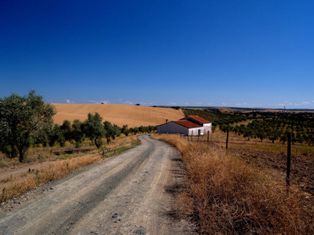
left=53, top=104, right=184, bottom=127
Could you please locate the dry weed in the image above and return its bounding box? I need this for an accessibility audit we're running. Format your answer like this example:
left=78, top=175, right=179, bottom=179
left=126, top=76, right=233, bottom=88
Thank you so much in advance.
left=154, top=134, right=311, bottom=234
left=0, top=155, right=100, bottom=203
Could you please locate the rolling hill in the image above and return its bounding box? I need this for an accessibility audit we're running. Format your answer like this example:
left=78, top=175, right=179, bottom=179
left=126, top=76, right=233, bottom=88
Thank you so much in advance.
left=53, top=104, right=184, bottom=127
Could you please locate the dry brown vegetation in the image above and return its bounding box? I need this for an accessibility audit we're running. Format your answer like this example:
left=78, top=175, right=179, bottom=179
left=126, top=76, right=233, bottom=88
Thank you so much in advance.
left=0, top=155, right=101, bottom=203
left=210, top=130, right=314, bottom=197
left=0, top=135, right=140, bottom=203
left=154, top=134, right=313, bottom=234
left=53, top=104, right=184, bottom=127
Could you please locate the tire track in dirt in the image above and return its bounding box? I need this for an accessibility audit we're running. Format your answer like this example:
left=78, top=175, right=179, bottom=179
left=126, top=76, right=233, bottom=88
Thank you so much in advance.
left=0, top=136, right=194, bottom=235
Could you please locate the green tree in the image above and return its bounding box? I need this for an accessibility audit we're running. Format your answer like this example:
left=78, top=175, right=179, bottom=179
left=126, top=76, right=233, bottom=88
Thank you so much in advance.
left=71, top=120, right=85, bottom=148
left=112, top=124, right=121, bottom=139
left=47, top=124, right=63, bottom=147
left=0, top=91, right=55, bottom=162
left=121, top=125, right=129, bottom=136
left=103, top=121, right=115, bottom=143
left=133, top=127, right=139, bottom=135
left=84, top=113, right=105, bottom=148
left=139, top=126, right=145, bottom=133
left=34, top=126, right=50, bottom=147
left=60, top=120, right=72, bottom=143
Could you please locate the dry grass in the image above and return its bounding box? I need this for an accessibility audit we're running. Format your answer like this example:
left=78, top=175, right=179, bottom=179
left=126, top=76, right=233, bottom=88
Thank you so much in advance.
left=0, top=135, right=140, bottom=203
left=0, top=135, right=140, bottom=169
left=0, top=155, right=101, bottom=203
left=53, top=104, right=184, bottom=127
left=106, top=135, right=139, bottom=149
left=154, top=134, right=312, bottom=234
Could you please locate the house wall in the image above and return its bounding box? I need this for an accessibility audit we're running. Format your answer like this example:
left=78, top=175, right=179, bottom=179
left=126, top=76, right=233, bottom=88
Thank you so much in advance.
left=189, top=124, right=212, bottom=136
left=157, top=122, right=189, bottom=135
left=157, top=122, right=213, bottom=136
left=188, top=127, right=205, bottom=136
left=203, top=123, right=212, bottom=134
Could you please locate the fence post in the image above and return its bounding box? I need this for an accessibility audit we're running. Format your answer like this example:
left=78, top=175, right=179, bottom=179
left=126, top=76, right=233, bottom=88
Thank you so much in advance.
left=207, top=131, right=210, bottom=143
left=286, top=132, right=292, bottom=187
left=226, top=129, right=229, bottom=149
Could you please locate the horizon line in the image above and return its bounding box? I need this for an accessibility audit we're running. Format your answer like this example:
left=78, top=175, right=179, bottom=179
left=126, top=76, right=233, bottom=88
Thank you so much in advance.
left=51, top=103, right=314, bottom=111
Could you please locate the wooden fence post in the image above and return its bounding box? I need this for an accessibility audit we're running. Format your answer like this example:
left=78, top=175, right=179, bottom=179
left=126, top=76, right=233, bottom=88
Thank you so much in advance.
left=286, top=132, right=292, bottom=187
left=226, top=129, right=229, bottom=149
left=207, top=131, right=210, bottom=143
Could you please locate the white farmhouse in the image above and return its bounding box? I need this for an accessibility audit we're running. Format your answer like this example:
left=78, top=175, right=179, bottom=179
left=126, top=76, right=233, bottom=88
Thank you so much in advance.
left=157, top=115, right=212, bottom=136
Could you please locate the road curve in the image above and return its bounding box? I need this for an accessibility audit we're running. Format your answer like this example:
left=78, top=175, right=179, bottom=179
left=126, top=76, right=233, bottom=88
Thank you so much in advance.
left=0, top=136, right=193, bottom=235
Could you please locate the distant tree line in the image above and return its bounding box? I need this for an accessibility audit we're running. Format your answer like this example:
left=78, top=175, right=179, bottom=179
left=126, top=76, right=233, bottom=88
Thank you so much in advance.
left=231, top=116, right=314, bottom=145
left=0, top=91, right=156, bottom=162
left=39, top=116, right=156, bottom=150
left=184, top=108, right=314, bottom=145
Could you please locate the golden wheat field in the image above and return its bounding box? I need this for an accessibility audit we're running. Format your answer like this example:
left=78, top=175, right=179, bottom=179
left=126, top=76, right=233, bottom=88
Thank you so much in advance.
left=53, top=104, right=184, bottom=127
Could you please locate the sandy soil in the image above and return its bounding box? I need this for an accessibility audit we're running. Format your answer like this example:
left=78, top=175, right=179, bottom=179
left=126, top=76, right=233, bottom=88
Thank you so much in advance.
left=0, top=136, right=194, bottom=235
left=53, top=104, right=184, bottom=127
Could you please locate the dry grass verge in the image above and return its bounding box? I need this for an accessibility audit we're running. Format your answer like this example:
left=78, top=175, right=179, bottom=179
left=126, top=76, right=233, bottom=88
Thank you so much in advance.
left=0, top=135, right=141, bottom=203
left=0, top=155, right=101, bottom=203
left=154, top=134, right=312, bottom=234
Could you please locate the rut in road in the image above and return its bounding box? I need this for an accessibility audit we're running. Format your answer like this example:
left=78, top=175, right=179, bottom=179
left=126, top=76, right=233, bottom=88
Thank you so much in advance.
left=0, top=136, right=194, bottom=235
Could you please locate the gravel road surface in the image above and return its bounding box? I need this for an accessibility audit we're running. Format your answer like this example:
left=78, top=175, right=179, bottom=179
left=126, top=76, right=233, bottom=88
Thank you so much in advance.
left=0, top=136, right=194, bottom=235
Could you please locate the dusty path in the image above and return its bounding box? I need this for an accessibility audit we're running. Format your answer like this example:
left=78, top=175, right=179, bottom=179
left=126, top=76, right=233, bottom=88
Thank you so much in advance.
left=0, top=136, right=193, bottom=235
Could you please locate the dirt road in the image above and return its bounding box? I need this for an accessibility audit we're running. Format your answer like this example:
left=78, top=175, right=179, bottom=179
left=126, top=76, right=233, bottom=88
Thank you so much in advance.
left=0, top=136, right=193, bottom=235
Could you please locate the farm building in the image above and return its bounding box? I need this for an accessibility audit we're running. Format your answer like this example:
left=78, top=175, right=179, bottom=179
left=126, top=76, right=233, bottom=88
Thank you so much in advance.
left=157, top=115, right=212, bottom=136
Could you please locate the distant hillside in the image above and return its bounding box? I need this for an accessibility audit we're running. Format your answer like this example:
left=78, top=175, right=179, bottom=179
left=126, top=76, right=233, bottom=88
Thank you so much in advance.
left=158, top=105, right=314, bottom=113
left=53, top=104, right=184, bottom=127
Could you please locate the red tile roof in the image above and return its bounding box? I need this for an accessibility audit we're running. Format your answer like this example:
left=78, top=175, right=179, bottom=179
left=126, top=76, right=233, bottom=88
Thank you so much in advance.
left=175, top=120, right=201, bottom=128
left=157, top=115, right=210, bottom=129
left=186, top=115, right=210, bottom=124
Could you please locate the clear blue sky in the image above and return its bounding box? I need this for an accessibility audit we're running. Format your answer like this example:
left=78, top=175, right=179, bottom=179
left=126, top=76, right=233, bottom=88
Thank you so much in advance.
left=1, top=0, right=313, bottom=108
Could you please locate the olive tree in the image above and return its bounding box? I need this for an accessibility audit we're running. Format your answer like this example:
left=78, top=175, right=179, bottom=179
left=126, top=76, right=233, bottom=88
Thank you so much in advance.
left=121, top=125, right=129, bottom=136
left=60, top=120, right=72, bottom=143
left=71, top=120, right=85, bottom=148
left=84, top=113, right=105, bottom=148
left=103, top=121, right=115, bottom=144
left=0, top=91, right=55, bottom=162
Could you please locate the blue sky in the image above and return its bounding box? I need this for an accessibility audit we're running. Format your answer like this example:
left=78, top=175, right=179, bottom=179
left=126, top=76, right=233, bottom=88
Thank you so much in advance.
left=0, top=0, right=313, bottom=108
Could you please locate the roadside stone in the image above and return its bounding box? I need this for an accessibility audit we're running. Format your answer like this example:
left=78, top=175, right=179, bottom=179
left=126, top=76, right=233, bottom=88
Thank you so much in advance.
left=112, top=212, right=119, bottom=219
left=133, top=226, right=146, bottom=235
